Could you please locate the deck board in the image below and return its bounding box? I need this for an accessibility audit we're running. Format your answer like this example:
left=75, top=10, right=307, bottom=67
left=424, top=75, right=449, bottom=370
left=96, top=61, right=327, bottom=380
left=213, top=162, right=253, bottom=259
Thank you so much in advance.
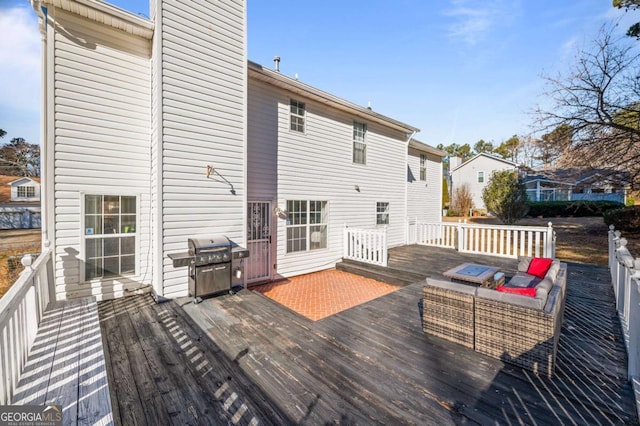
left=100, top=245, right=637, bottom=424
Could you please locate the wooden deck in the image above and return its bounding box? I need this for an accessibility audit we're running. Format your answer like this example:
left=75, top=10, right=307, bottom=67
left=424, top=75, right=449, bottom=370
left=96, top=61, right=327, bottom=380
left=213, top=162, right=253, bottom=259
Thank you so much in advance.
left=99, top=246, right=637, bottom=425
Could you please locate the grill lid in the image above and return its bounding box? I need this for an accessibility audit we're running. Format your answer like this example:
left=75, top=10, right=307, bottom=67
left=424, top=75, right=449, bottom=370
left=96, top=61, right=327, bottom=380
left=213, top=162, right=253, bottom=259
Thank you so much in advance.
left=188, top=235, right=231, bottom=256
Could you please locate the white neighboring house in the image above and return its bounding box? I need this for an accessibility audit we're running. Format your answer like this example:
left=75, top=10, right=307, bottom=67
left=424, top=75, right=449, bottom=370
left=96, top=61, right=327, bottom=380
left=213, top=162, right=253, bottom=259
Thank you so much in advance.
left=32, top=0, right=444, bottom=301
left=0, top=176, right=41, bottom=229
left=449, top=153, right=518, bottom=211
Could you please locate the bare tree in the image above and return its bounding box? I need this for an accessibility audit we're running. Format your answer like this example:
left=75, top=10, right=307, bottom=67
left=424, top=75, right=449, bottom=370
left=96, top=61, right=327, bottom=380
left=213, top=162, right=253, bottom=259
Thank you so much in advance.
left=450, top=183, right=474, bottom=216
left=535, top=25, right=640, bottom=187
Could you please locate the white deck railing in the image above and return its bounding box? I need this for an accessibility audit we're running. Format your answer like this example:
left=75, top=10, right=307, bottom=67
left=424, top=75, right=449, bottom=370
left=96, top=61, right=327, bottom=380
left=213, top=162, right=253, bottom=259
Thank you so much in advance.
left=0, top=247, right=53, bottom=404
left=608, top=226, right=640, bottom=381
left=412, top=220, right=556, bottom=259
left=343, top=225, right=388, bottom=266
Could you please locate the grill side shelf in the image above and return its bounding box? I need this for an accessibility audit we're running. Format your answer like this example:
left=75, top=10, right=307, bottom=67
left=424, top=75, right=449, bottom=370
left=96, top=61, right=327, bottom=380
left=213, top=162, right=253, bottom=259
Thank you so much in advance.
left=168, top=252, right=193, bottom=268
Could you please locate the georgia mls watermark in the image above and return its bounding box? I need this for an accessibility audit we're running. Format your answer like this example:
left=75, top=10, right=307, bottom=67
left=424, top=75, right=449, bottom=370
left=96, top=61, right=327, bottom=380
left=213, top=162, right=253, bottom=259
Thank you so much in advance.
left=0, top=405, right=62, bottom=426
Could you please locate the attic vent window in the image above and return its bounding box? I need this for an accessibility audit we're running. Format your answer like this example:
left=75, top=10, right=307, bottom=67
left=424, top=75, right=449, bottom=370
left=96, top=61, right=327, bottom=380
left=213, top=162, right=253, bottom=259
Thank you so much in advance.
left=17, top=186, right=35, bottom=198
left=353, top=121, right=367, bottom=164
left=290, top=99, right=305, bottom=132
left=420, top=154, right=427, bottom=181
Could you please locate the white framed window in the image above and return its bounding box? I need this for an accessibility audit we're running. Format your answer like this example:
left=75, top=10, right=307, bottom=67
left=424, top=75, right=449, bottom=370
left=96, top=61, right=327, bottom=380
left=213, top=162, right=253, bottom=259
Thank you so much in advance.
left=376, top=202, right=389, bottom=225
left=419, top=154, right=427, bottom=181
left=290, top=99, right=305, bottom=132
left=353, top=121, right=367, bottom=164
left=17, top=186, right=35, bottom=198
left=286, top=200, right=328, bottom=253
left=83, top=194, right=137, bottom=280
left=477, top=171, right=485, bottom=184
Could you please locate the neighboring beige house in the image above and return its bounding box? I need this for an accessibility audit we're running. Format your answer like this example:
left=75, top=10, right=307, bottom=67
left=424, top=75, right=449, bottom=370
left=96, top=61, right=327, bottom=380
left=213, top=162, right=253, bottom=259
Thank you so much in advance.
left=31, top=0, right=444, bottom=301
left=449, top=153, right=518, bottom=211
left=0, top=176, right=41, bottom=229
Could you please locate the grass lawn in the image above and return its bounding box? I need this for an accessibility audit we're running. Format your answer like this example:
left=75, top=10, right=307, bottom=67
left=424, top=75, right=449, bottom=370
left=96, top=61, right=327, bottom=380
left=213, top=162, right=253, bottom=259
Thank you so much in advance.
left=0, top=229, right=41, bottom=299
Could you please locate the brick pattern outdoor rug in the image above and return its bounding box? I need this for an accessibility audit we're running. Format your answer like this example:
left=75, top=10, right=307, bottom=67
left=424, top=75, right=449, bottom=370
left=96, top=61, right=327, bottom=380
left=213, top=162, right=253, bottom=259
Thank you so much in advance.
left=252, top=269, right=399, bottom=321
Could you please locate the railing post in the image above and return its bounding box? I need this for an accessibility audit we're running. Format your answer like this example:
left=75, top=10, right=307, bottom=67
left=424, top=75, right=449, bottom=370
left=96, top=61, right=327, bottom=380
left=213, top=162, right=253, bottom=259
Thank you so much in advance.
left=629, top=260, right=640, bottom=379
left=545, top=222, right=555, bottom=258
left=456, top=220, right=463, bottom=252
left=343, top=224, right=349, bottom=259
left=382, top=226, right=388, bottom=266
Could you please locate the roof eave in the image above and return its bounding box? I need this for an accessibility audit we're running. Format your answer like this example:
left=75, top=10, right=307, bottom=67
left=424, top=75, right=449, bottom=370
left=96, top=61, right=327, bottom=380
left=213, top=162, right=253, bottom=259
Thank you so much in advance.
left=36, top=0, right=154, bottom=39
left=248, top=61, right=419, bottom=135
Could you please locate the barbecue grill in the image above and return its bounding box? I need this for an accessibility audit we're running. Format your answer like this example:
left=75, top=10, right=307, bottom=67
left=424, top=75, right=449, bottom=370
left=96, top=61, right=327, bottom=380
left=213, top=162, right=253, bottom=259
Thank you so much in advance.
left=168, top=235, right=249, bottom=303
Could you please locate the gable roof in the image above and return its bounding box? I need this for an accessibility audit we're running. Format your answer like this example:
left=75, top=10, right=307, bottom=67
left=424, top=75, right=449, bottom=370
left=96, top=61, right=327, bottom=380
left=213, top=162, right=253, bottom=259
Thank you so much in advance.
left=248, top=61, right=420, bottom=135
left=0, top=175, right=41, bottom=204
left=523, top=168, right=628, bottom=186
left=451, top=152, right=518, bottom=173
left=409, top=139, right=448, bottom=157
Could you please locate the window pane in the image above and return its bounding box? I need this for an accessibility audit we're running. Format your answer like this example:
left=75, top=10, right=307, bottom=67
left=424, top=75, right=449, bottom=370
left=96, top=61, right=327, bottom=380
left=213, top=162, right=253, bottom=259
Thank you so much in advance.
left=85, top=215, right=103, bottom=235
left=86, top=238, right=102, bottom=259
left=287, top=200, right=307, bottom=225
left=121, top=236, right=135, bottom=255
left=286, top=227, right=307, bottom=253
left=104, top=196, right=120, bottom=214
left=86, top=258, right=102, bottom=280
left=310, top=225, right=327, bottom=250
left=104, top=215, right=119, bottom=234
left=103, top=257, right=120, bottom=277
left=85, top=195, right=102, bottom=214
left=104, top=238, right=119, bottom=257
left=121, top=255, right=135, bottom=275
left=121, top=196, right=136, bottom=214
left=121, top=215, right=136, bottom=233
left=377, top=202, right=389, bottom=225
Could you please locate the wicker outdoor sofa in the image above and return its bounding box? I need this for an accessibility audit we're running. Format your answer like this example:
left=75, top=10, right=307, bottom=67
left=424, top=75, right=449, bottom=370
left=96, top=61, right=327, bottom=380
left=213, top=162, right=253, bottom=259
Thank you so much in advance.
left=423, top=258, right=568, bottom=378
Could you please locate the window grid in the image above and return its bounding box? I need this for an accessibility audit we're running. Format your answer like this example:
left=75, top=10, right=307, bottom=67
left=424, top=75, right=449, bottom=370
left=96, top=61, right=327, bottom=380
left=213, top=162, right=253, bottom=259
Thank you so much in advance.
left=420, top=154, right=427, bottom=181
left=17, top=186, right=35, bottom=198
left=286, top=200, right=327, bottom=253
left=376, top=202, right=389, bottom=225
left=353, top=121, right=367, bottom=164
left=478, top=171, right=485, bottom=184
left=84, top=195, right=136, bottom=280
left=290, top=99, right=306, bottom=133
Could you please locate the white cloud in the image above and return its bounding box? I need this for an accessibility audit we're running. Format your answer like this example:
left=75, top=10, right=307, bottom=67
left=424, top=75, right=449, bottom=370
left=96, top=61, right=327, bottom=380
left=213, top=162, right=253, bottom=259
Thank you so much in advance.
left=0, top=5, right=41, bottom=142
left=443, top=0, right=520, bottom=46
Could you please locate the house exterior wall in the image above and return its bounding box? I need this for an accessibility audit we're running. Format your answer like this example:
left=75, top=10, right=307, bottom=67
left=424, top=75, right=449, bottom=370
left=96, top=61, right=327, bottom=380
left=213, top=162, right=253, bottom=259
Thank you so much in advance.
left=46, top=9, right=152, bottom=300
left=10, top=180, right=41, bottom=202
left=247, top=77, right=408, bottom=279
left=154, top=0, right=247, bottom=298
left=450, top=155, right=516, bottom=211
left=407, top=148, right=442, bottom=223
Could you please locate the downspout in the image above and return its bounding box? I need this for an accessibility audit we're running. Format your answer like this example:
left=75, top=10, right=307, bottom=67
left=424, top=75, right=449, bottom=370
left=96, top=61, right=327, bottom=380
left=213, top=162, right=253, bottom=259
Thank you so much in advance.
left=404, top=130, right=418, bottom=245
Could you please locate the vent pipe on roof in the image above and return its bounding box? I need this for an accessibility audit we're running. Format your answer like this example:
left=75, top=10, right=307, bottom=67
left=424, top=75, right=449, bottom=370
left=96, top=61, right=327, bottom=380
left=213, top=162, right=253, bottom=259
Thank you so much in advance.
left=274, top=56, right=280, bottom=72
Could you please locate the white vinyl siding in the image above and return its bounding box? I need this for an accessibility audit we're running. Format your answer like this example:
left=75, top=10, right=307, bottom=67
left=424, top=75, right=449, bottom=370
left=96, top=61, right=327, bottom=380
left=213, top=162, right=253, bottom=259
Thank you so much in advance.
left=247, top=78, right=408, bottom=278
left=159, top=0, right=247, bottom=297
left=407, top=148, right=443, bottom=223
left=50, top=10, right=151, bottom=301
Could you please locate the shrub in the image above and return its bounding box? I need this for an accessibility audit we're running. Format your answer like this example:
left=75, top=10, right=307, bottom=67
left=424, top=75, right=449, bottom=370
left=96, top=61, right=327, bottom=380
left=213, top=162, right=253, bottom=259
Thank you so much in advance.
left=482, top=170, right=528, bottom=225
left=603, top=206, right=640, bottom=232
left=527, top=201, right=624, bottom=217
left=450, top=183, right=473, bottom=216
left=442, top=177, right=450, bottom=209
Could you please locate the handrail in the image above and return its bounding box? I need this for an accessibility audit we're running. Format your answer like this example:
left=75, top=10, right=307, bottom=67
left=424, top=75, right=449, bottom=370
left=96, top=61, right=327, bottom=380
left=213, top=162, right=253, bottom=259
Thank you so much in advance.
left=343, top=225, right=388, bottom=266
left=608, top=225, right=640, bottom=382
left=0, top=248, right=53, bottom=405
left=414, top=220, right=556, bottom=259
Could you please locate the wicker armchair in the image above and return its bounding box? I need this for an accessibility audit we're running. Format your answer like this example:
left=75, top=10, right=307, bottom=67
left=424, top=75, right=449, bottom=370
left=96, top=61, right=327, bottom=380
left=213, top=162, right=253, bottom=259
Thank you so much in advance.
left=423, top=279, right=476, bottom=349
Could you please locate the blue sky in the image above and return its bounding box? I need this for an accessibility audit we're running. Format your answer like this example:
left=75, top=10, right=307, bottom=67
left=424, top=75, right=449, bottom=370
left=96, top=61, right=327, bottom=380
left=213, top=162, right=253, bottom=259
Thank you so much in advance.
left=0, top=0, right=634, bottom=148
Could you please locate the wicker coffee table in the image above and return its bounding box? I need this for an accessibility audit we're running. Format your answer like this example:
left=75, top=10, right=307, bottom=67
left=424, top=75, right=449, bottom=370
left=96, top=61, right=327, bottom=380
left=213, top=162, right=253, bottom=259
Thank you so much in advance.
left=443, top=263, right=500, bottom=289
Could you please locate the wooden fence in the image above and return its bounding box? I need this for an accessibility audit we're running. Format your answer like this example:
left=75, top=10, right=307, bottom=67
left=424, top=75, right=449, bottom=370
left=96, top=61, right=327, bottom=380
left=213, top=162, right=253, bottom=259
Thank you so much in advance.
left=343, top=225, right=388, bottom=266
left=410, top=220, right=556, bottom=259
left=0, top=248, right=52, bottom=404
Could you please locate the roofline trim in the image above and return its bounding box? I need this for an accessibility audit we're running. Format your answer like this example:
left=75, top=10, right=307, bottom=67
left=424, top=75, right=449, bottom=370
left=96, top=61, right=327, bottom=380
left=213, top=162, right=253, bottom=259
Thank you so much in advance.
left=248, top=61, right=419, bottom=134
